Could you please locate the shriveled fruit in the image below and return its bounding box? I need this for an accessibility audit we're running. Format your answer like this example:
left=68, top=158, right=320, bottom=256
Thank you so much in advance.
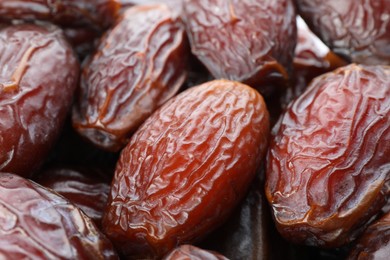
left=348, top=212, right=390, bottom=259
left=266, top=64, right=390, bottom=247
left=34, top=166, right=112, bottom=228
left=73, top=4, right=189, bottom=152
left=296, top=0, right=390, bottom=65
left=0, top=173, right=117, bottom=259
left=0, top=24, right=79, bottom=177
left=0, top=0, right=120, bottom=29
left=103, top=79, right=270, bottom=259
left=163, top=245, right=228, bottom=260
left=183, top=0, right=296, bottom=94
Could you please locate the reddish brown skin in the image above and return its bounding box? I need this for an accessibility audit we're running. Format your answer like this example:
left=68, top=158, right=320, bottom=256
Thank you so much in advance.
left=103, top=79, right=270, bottom=259
left=72, top=4, right=189, bottom=152
left=0, top=24, right=79, bottom=177
left=0, top=0, right=120, bottom=30
left=295, top=0, right=390, bottom=65
left=163, top=245, right=228, bottom=260
left=33, top=166, right=112, bottom=228
left=63, top=27, right=100, bottom=61
left=348, top=212, right=390, bottom=260
left=0, top=173, right=118, bottom=259
left=183, top=0, right=296, bottom=94
left=266, top=64, right=390, bottom=247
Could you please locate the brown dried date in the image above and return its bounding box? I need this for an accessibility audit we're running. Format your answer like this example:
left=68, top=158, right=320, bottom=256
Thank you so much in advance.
left=295, top=0, right=390, bottom=65
left=72, top=4, right=189, bottom=152
left=183, top=0, right=296, bottom=94
left=34, top=166, right=112, bottom=228
left=102, top=79, right=270, bottom=259
left=163, top=245, right=228, bottom=260
left=348, top=211, right=390, bottom=259
left=0, top=0, right=120, bottom=30
left=0, top=173, right=118, bottom=259
left=0, top=24, right=79, bottom=177
left=266, top=64, right=390, bottom=247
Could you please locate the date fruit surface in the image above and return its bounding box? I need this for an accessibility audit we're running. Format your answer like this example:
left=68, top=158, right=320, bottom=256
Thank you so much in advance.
left=0, top=173, right=117, bottom=259
left=73, top=4, right=189, bottom=152
left=103, top=79, right=270, bottom=259
left=163, top=245, right=228, bottom=260
left=266, top=64, right=390, bottom=247
left=296, top=0, right=390, bottom=65
left=0, top=24, right=79, bottom=177
left=0, top=0, right=120, bottom=29
left=183, top=0, right=296, bottom=93
left=348, top=211, right=390, bottom=259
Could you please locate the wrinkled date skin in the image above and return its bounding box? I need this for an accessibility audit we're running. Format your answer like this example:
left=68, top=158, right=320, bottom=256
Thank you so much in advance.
left=295, top=0, right=390, bottom=65
left=63, top=27, right=101, bottom=61
left=163, top=245, right=228, bottom=260
left=103, top=80, right=270, bottom=259
left=183, top=0, right=296, bottom=94
left=348, top=212, right=390, bottom=259
left=0, top=0, right=120, bottom=29
left=0, top=24, right=79, bottom=177
left=0, top=173, right=118, bottom=259
left=34, top=166, right=112, bottom=228
left=266, top=64, right=390, bottom=247
left=73, top=4, right=189, bottom=152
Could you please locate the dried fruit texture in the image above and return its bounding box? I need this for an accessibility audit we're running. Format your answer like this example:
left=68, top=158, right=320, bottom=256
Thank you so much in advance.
left=34, top=166, right=112, bottom=228
left=296, top=0, right=390, bottom=65
left=266, top=64, right=390, bottom=247
left=348, top=212, right=390, bottom=259
left=103, top=80, right=270, bottom=259
left=0, top=24, right=79, bottom=177
left=0, top=173, right=118, bottom=259
left=183, top=0, right=296, bottom=94
left=0, top=0, right=120, bottom=30
left=290, top=16, right=347, bottom=101
left=163, top=245, right=228, bottom=260
left=73, top=4, right=189, bottom=152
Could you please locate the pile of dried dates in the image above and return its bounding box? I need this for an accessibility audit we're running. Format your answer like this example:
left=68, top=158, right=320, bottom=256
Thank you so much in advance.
left=0, top=0, right=389, bottom=259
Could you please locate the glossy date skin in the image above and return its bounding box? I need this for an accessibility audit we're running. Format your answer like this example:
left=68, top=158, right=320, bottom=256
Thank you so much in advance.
left=0, top=173, right=117, bottom=259
left=183, top=0, right=296, bottom=94
left=348, top=212, right=390, bottom=259
left=295, top=0, right=390, bottom=65
left=266, top=64, right=390, bottom=247
left=0, top=0, right=120, bottom=29
left=103, top=80, right=270, bottom=259
left=163, top=245, right=228, bottom=260
left=73, top=4, right=189, bottom=152
left=0, top=24, right=79, bottom=177
left=34, top=166, right=112, bottom=228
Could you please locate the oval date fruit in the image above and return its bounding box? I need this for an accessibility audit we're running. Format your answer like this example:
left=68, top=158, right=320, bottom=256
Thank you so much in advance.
left=348, top=211, right=390, bottom=260
left=163, top=245, right=228, bottom=260
left=0, top=173, right=117, bottom=259
left=295, top=0, right=390, bottom=65
left=103, top=79, right=270, bottom=259
left=0, top=24, right=79, bottom=177
left=34, top=166, right=112, bottom=228
left=72, top=4, right=189, bottom=152
left=266, top=64, right=390, bottom=247
left=183, top=0, right=296, bottom=93
left=0, top=0, right=120, bottom=30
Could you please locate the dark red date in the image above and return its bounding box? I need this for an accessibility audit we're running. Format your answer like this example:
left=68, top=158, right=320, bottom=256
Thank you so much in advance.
left=163, top=245, right=228, bottom=260
left=72, top=4, right=189, bottom=152
left=0, top=173, right=117, bottom=259
left=266, top=64, right=390, bottom=247
left=0, top=24, right=79, bottom=177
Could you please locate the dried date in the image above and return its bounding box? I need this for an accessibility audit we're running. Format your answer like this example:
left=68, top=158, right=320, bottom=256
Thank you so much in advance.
left=295, top=0, right=390, bottom=65
left=102, top=79, right=270, bottom=259
left=0, top=173, right=117, bottom=259
left=266, top=64, right=390, bottom=247
left=72, top=4, right=189, bottom=152
left=183, top=0, right=296, bottom=94
left=163, top=245, right=228, bottom=260
left=0, top=24, right=79, bottom=177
